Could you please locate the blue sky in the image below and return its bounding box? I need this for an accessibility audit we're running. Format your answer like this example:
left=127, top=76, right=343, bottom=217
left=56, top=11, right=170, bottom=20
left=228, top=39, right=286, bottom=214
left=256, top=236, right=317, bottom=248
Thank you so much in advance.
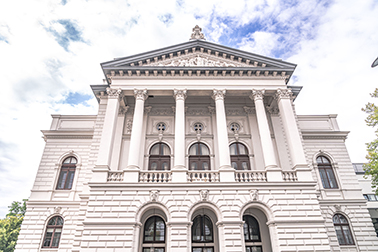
left=0, top=0, right=378, bottom=217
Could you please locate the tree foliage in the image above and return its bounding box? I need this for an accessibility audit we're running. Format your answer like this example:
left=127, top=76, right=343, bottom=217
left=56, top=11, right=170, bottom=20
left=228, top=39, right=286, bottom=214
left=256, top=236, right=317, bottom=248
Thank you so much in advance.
left=363, top=88, right=378, bottom=194
left=0, top=200, right=27, bottom=252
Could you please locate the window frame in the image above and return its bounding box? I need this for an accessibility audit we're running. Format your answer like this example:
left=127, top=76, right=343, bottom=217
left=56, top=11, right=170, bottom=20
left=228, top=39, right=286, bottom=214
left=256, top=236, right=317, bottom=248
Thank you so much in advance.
left=56, top=157, right=77, bottom=190
left=316, top=156, right=338, bottom=189
left=243, top=215, right=263, bottom=251
left=191, top=215, right=214, bottom=252
left=149, top=143, right=171, bottom=171
left=42, top=216, right=64, bottom=248
left=230, top=143, right=250, bottom=171
left=189, top=143, right=211, bottom=171
left=142, top=216, right=166, bottom=252
left=333, top=214, right=355, bottom=245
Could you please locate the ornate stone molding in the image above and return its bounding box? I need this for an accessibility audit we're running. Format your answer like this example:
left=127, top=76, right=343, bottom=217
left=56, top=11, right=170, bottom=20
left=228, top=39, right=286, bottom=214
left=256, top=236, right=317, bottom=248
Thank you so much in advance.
left=150, top=190, right=159, bottom=202
left=190, top=25, right=206, bottom=40
left=199, top=190, right=209, bottom=201
left=267, top=106, right=279, bottom=115
left=144, top=106, right=152, bottom=114
left=250, top=89, right=265, bottom=101
left=106, top=88, right=122, bottom=99
left=173, top=89, right=187, bottom=101
left=54, top=206, right=62, bottom=214
left=158, top=55, right=239, bottom=67
left=226, top=108, right=244, bottom=116
left=243, top=106, right=254, bottom=114
left=186, top=108, right=210, bottom=116
left=126, top=119, right=133, bottom=134
left=275, top=89, right=293, bottom=102
left=149, top=108, right=175, bottom=116
left=134, top=89, right=148, bottom=101
left=208, top=106, right=215, bottom=114
left=212, top=89, right=226, bottom=101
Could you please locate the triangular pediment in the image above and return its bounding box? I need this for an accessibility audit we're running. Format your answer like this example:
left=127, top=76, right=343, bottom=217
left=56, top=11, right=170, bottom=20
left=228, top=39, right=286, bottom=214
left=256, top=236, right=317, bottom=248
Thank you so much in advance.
left=101, top=40, right=296, bottom=82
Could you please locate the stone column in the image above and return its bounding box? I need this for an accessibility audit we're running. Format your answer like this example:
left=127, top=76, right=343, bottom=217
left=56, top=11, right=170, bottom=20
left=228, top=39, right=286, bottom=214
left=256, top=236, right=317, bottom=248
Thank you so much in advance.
left=124, top=89, right=147, bottom=182
left=92, top=88, right=122, bottom=183
left=250, top=90, right=282, bottom=182
left=172, top=89, right=187, bottom=182
left=276, top=89, right=312, bottom=181
left=212, top=89, right=234, bottom=182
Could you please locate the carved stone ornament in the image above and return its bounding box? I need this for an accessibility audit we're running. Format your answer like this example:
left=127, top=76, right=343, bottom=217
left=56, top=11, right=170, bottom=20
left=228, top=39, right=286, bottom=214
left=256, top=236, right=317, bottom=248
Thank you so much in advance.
left=157, top=55, right=239, bottom=67
left=118, top=106, right=129, bottom=115
left=134, top=89, right=148, bottom=101
left=249, top=189, right=259, bottom=201
left=144, top=106, right=152, bottom=114
left=199, top=189, right=209, bottom=201
left=212, top=89, right=226, bottom=101
left=54, top=206, right=62, bottom=214
left=267, top=106, right=279, bottom=114
left=106, top=88, right=122, bottom=98
left=243, top=106, right=254, bottom=114
left=126, top=119, right=133, bottom=133
left=174, top=89, right=187, bottom=100
left=150, top=190, right=160, bottom=202
left=275, top=89, right=293, bottom=102
left=208, top=106, right=215, bottom=114
left=190, top=25, right=206, bottom=40
left=250, top=89, right=265, bottom=101
left=334, top=204, right=341, bottom=211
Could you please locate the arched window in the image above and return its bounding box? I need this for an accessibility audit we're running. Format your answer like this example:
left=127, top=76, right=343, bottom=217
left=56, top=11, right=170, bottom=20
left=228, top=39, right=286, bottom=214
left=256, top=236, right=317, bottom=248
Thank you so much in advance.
left=56, top=157, right=77, bottom=190
left=230, top=143, right=250, bottom=170
left=143, top=216, right=166, bottom=251
left=189, top=143, right=210, bottom=170
left=317, top=156, right=338, bottom=189
left=333, top=214, right=354, bottom=245
left=149, top=143, right=171, bottom=170
left=42, top=216, right=63, bottom=248
left=243, top=215, right=262, bottom=252
left=192, top=215, right=214, bottom=251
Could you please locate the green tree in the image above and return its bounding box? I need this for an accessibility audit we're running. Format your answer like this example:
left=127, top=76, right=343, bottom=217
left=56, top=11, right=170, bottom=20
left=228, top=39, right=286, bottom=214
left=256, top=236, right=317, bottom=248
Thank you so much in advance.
left=0, top=200, right=27, bottom=252
left=363, top=88, right=378, bottom=194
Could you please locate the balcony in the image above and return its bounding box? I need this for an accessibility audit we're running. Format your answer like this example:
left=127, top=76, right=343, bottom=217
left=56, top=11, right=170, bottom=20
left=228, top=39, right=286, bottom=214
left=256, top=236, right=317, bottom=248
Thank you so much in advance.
left=105, top=169, right=299, bottom=183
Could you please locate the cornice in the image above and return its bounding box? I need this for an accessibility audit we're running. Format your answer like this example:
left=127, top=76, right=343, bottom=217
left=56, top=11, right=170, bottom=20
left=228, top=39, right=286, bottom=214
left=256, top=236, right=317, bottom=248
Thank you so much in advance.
left=42, top=130, right=94, bottom=139
left=301, top=131, right=349, bottom=140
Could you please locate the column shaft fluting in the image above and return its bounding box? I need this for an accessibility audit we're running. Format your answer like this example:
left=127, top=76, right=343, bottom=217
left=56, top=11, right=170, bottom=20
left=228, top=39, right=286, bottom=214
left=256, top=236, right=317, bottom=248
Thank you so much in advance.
left=173, top=89, right=187, bottom=169
left=276, top=89, right=307, bottom=168
left=213, top=89, right=231, bottom=170
left=96, top=88, right=122, bottom=168
left=251, top=90, right=278, bottom=169
left=126, top=89, right=147, bottom=170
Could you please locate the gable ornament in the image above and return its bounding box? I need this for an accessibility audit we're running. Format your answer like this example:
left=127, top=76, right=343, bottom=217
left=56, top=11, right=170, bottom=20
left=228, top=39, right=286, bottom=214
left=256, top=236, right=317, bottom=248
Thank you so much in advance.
left=190, top=25, right=206, bottom=40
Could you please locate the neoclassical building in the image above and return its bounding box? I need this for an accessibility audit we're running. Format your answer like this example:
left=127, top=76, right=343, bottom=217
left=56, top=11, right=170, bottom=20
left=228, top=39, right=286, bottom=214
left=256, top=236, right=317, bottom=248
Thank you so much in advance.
left=16, top=26, right=378, bottom=252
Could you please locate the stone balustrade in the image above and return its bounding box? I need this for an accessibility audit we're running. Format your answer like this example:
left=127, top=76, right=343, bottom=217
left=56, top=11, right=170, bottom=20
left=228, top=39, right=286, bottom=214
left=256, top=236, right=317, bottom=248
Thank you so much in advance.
left=282, top=171, right=298, bottom=181
left=107, top=171, right=124, bottom=181
left=187, top=171, right=220, bottom=182
left=235, top=171, right=267, bottom=182
left=139, top=171, right=172, bottom=183
left=106, top=170, right=298, bottom=183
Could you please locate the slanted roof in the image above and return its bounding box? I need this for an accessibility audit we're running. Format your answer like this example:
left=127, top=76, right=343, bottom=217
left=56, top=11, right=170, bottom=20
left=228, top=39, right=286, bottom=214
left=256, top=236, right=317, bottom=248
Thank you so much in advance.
left=100, top=39, right=296, bottom=84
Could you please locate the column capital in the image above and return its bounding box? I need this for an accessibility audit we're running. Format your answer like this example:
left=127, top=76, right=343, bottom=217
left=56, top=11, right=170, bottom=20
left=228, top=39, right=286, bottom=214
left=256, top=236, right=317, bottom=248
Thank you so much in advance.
left=212, top=89, right=226, bottom=100
left=106, top=87, right=123, bottom=99
left=275, top=88, right=293, bottom=102
left=134, top=88, right=148, bottom=101
left=250, top=89, right=265, bottom=101
left=173, top=89, right=187, bottom=101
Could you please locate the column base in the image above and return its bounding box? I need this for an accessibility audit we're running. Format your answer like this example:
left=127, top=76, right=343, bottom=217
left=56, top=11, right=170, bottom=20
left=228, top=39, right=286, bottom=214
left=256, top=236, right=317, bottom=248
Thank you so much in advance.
left=92, top=165, right=110, bottom=183
left=265, top=167, right=283, bottom=182
left=293, top=164, right=313, bottom=182
left=219, top=166, right=235, bottom=182
left=123, top=168, right=140, bottom=182
left=171, top=168, right=188, bottom=182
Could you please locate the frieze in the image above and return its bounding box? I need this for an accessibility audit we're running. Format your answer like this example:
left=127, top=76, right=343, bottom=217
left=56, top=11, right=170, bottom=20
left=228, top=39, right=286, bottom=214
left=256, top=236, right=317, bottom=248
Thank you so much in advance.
left=186, top=108, right=211, bottom=116
left=226, top=108, right=245, bottom=116
left=149, top=108, right=175, bottom=116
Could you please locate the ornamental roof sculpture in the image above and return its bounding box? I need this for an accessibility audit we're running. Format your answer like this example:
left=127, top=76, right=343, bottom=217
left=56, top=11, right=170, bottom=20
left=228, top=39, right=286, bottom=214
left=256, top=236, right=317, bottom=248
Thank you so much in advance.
left=190, top=25, right=206, bottom=41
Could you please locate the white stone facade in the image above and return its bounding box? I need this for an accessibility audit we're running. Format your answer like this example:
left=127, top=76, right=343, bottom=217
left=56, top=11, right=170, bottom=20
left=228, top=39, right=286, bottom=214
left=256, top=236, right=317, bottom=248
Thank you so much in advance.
left=15, top=34, right=378, bottom=252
